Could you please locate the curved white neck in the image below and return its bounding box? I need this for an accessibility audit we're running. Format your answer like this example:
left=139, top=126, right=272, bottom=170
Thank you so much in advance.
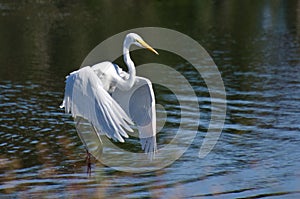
left=122, top=40, right=136, bottom=90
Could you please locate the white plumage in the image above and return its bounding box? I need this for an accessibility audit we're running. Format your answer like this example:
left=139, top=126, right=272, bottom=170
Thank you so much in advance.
left=61, top=33, right=158, bottom=154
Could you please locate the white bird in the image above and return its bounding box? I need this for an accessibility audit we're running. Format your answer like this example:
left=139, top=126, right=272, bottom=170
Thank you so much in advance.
left=60, top=33, right=158, bottom=155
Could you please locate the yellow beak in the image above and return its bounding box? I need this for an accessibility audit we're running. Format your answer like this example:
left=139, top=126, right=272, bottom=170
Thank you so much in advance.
left=137, top=39, right=159, bottom=55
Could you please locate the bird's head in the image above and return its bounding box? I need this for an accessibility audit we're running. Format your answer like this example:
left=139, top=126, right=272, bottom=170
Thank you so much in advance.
left=125, top=33, right=159, bottom=55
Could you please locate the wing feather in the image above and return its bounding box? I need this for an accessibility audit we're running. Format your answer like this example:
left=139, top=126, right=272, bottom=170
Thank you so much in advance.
left=112, top=77, right=157, bottom=153
left=61, top=66, right=133, bottom=142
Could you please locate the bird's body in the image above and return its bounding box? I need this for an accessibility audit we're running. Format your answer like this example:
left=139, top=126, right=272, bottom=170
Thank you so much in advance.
left=61, top=33, right=158, bottom=154
left=92, top=62, right=119, bottom=93
left=92, top=61, right=128, bottom=93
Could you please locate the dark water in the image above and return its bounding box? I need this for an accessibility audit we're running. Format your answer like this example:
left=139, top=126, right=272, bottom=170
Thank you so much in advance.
left=1, top=0, right=300, bottom=198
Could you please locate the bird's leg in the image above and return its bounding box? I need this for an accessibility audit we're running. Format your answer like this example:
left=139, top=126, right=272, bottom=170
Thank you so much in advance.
left=85, top=148, right=92, bottom=177
left=75, top=117, right=92, bottom=176
left=75, top=117, right=82, bottom=127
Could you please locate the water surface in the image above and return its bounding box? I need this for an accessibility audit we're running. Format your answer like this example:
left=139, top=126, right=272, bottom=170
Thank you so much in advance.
left=0, top=1, right=300, bottom=198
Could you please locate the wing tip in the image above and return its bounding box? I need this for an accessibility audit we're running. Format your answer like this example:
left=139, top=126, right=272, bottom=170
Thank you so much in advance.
left=140, top=136, right=157, bottom=154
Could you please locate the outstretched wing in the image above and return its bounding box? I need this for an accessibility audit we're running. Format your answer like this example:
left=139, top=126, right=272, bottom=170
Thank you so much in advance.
left=60, top=66, right=134, bottom=142
left=112, top=76, right=157, bottom=153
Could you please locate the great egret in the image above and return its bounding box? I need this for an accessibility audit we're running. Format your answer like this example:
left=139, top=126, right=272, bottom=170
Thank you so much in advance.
left=61, top=33, right=158, bottom=156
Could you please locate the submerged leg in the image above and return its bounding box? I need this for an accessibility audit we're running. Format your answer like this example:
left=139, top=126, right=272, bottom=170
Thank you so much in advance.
left=85, top=148, right=92, bottom=176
